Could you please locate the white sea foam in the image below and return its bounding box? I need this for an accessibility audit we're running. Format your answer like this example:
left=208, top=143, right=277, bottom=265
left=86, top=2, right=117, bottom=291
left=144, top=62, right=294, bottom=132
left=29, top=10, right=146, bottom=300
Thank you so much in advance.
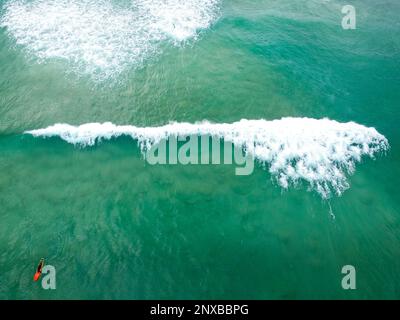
left=0, top=0, right=220, bottom=80
left=25, top=118, right=389, bottom=198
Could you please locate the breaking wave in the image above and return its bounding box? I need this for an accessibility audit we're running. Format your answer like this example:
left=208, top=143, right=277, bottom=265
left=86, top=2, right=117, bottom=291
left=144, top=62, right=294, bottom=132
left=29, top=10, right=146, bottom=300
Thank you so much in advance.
left=25, top=117, right=389, bottom=198
left=0, top=0, right=220, bottom=80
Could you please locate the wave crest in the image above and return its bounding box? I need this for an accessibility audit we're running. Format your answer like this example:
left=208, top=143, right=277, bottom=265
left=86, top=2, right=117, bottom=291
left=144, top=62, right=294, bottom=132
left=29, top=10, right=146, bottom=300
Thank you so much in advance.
left=25, top=118, right=389, bottom=198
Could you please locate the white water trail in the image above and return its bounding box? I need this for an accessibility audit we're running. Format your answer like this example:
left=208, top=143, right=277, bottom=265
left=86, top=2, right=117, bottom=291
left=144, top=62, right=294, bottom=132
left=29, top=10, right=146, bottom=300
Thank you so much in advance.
left=25, top=117, right=389, bottom=198
left=0, top=0, right=220, bottom=80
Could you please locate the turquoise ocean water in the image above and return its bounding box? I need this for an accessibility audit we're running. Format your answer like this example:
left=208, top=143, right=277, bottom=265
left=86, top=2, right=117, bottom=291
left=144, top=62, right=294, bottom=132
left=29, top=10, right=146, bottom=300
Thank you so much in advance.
left=0, top=0, right=399, bottom=299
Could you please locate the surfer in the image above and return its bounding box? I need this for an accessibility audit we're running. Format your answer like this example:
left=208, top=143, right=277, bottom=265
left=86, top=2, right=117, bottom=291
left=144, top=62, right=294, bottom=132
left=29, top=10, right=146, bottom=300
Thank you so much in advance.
left=33, top=258, right=45, bottom=282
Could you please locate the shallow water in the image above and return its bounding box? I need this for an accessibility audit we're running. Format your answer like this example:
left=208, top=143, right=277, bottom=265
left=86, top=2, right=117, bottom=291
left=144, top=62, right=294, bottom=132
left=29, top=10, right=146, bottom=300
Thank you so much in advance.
left=0, top=0, right=399, bottom=299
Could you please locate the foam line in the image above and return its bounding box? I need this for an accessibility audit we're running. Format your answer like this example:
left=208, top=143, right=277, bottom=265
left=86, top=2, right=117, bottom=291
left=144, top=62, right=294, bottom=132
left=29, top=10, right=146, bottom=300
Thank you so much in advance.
left=25, top=118, right=389, bottom=198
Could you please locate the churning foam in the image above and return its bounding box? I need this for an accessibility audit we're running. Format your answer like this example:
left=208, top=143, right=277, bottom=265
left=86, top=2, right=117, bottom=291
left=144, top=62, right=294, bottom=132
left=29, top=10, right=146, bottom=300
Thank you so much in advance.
left=25, top=118, right=389, bottom=198
left=0, top=0, right=220, bottom=80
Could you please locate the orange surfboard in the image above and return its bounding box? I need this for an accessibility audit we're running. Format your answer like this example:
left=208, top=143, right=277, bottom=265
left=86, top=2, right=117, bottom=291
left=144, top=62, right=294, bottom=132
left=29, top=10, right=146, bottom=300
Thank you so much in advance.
left=33, top=258, right=45, bottom=282
left=33, top=271, right=41, bottom=282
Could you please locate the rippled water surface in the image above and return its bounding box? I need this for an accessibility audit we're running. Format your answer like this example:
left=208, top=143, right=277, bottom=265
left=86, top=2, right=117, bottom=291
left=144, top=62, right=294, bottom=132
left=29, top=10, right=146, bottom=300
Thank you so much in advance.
left=0, top=0, right=399, bottom=299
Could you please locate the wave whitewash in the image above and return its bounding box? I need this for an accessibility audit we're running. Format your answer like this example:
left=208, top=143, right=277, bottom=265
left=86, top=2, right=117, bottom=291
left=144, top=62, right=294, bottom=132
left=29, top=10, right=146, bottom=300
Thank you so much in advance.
left=26, top=117, right=389, bottom=198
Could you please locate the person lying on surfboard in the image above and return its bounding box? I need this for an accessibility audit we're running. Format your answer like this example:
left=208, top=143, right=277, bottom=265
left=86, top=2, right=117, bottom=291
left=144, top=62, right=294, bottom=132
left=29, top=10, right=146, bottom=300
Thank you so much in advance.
left=33, top=258, right=45, bottom=282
